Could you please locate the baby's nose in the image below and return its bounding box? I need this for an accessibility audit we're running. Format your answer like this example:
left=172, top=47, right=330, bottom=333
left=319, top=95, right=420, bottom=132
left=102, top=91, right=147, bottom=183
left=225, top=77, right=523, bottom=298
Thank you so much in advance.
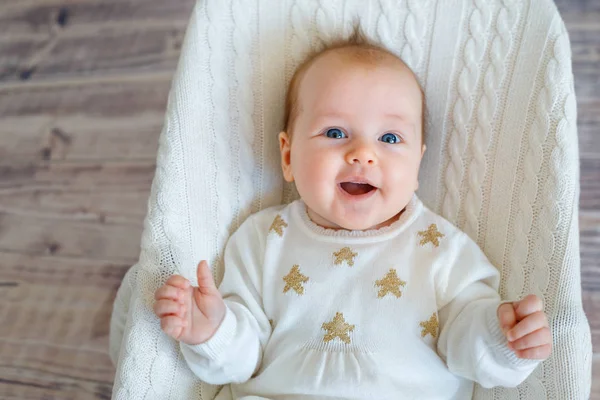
left=345, top=145, right=376, bottom=165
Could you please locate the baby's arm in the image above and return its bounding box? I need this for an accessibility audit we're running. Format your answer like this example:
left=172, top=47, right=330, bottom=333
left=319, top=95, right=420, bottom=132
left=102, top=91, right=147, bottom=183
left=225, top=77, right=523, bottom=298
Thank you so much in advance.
left=182, top=217, right=271, bottom=384
left=435, top=231, right=548, bottom=388
left=155, top=217, right=270, bottom=385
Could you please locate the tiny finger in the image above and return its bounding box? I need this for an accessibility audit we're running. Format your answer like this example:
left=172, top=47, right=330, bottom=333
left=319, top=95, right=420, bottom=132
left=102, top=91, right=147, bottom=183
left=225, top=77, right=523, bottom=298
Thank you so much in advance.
left=497, top=303, right=517, bottom=334
left=514, top=294, right=544, bottom=320
left=514, top=344, right=552, bottom=360
left=160, top=315, right=185, bottom=337
left=155, top=285, right=180, bottom=301
left=153, top=299, right=182, bottom=317
left=165, top=275, right=191, bottom=290
left=509, top=327, right=552, bottom=350
left=507, top=311, right=548, bottom=341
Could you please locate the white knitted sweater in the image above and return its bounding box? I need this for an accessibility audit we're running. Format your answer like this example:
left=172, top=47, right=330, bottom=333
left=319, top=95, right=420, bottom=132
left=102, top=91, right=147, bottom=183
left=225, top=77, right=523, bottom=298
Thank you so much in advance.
left=109, top=1, right=592, bottom=399
left=180, top=195, right=540, bottom=399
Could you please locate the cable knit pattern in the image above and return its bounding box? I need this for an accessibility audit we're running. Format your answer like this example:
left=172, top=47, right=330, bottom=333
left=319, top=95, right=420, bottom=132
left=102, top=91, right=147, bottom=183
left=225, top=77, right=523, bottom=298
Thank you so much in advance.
left=376, top=0, right=403, bottom=51
left=460, top=0, right=518, bottom=242
left=455, top=0, right=497, bottom=232
left=400, top=0, right=428, bottom=74
left=464, top=0, right=522, bottom=248
left=109, top=0, right=592, bottom=399
left=441, top=0, right=493, bottom=223
left=231, top=0, right=257, bottom=227
left=206, top=0, right=233, bottom=284
left=497, top=18, right=559, bottom=400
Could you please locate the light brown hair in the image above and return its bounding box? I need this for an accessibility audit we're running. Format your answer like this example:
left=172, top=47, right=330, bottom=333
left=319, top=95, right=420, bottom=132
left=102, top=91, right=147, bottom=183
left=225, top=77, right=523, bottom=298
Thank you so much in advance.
left=283, top=23, right=426, bottom=145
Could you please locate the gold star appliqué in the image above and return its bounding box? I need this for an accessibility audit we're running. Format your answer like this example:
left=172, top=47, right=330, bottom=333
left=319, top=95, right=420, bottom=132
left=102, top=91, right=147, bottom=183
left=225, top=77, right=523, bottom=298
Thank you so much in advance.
left=333, top=247, right=358, bottom=267
left=420, top=313, right=439, bottom=338
left=375, top=268, right=407, bottom=298
left=269, top=215, right=288, bottom=237
left=282, top=265, right=309, bottom=295
left=417, top=224, right=445, bottom=247
left=322, top=312, right=355, bottom=344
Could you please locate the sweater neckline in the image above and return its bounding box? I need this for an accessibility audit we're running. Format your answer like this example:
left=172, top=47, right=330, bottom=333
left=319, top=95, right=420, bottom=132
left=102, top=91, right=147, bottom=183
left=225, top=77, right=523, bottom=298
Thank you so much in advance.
left=290, top=193, right=423, bottom=243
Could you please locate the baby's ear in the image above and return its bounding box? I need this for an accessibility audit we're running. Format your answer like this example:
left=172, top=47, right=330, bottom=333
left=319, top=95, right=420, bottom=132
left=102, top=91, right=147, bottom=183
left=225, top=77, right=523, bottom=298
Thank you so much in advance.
left=278, top=131, right=294, bottom=182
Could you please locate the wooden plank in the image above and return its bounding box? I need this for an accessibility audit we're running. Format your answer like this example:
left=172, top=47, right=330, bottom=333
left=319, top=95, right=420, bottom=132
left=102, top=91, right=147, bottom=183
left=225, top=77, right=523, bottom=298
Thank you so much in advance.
left=1, top=160, right=155, bottom=190
left=562, top=11, right=600, bottom=163
left=581, top=211, right=600, bottom=292
left=0, top=251, right=128, bottom=399
left=577, top=100, right=600, bottom=158
left=0, top=78, right=170, bottom=116
left=0, top=0, right=194, bottom=36
left=1, top=113, right=162, bottom=163
left=583, top=290, right=600, bottom=353
left=0, top=170, right=151, bottom=222
left=0, top=24, right=185, bottom=83
left=0, top=365, right=112, bottom=400
left=573, top=68, right=600, bottom=101
left=555, top=1, right=600, bottom=13
left=0, top=161, right=153, bottom=262
left=565, top=11, right=600, bottom=102
left=581, top=158, right=600, bottom=212
left=0, top=78, right=168, bottom=163
left=0, top=250, right=130, bottom=289
left=0, top=78, right=166, bottom=164
left=0, top=210, right=142, bottom=262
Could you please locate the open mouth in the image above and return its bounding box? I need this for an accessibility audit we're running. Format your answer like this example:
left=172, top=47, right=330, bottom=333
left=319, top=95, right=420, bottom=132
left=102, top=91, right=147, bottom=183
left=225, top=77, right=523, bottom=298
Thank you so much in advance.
left=340, top=182, right=376, bottom=196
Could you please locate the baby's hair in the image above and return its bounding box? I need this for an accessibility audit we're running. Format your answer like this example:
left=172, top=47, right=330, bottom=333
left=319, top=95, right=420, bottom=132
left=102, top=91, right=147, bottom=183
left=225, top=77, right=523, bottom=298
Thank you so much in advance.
left=283, top=23, right=427, bottom=145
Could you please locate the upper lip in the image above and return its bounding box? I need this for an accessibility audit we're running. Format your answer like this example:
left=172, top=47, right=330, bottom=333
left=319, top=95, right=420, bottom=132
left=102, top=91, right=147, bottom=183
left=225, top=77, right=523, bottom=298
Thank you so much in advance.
left=337, top=176, right=378, bottom=189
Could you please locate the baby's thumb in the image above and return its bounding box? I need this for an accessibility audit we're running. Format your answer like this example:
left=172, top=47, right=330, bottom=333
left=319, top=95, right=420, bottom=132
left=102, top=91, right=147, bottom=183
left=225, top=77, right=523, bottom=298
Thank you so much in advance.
left=497, top=302, right=517, bottom=336
left=196, top=260, right=218, bottom=296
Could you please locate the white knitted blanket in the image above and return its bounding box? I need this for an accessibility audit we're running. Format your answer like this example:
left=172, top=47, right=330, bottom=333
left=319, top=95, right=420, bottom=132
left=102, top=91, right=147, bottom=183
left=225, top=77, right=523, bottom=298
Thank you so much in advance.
left=109, top=0, right=592, bottom=399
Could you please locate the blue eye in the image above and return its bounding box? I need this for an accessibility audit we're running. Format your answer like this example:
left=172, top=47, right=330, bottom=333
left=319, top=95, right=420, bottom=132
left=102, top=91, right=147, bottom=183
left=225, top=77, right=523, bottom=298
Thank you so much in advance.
left=325, top=128, right=347, bottom=139
left=380, top=133, right=401, bottom=144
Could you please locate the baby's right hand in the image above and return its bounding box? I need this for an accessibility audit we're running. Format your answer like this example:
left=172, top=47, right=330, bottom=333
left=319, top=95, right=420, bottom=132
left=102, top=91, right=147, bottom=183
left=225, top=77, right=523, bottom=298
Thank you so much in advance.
left=154, top=260, right=226, bottom=345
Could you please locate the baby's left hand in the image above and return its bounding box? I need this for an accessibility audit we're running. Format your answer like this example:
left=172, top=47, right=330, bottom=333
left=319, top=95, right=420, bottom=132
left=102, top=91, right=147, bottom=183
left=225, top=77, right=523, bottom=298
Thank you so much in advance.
left=497, top=294, right=552, bottom=360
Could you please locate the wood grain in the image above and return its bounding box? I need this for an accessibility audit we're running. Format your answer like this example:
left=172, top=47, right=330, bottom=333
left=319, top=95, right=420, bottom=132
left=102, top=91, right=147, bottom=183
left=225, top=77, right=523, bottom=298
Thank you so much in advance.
left=0, top=79, right=168, bottom=163
left=0, top=25, right=185, bottom=83
left=593, top=356, right=600, bottom=399
left=581, top=158, right=600, bottom=211
left=566, top=15, right=600, bottom=103
left=0, top=161, right=154, bottom=262
left=555, top=1, right=600, bottom=13
left=0, top=251, right=128, bottom=400
left=584, top=290, right=600, bottom=351
left=0, top=0, right=193, bottom=36
left=581, top=212, right=600, bottom=292
left=578, top=100, right=600, bottom=158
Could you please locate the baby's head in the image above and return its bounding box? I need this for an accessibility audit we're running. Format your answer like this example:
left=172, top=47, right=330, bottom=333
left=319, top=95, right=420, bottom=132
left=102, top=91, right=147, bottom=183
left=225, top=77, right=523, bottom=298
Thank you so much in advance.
left=279, top=26, right=427, bottom=231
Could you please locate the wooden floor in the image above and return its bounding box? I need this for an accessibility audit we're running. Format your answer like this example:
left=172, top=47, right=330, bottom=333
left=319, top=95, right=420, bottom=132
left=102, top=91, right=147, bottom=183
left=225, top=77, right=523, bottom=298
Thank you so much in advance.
left=0, top=0, right=597, bottom=399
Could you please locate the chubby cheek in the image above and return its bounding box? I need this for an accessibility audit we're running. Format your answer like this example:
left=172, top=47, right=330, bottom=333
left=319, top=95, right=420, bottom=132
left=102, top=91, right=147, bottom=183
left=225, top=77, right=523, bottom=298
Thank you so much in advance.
left=383, top=158, right=420, bottom=192
left=291, top=143, right=338, bottom=195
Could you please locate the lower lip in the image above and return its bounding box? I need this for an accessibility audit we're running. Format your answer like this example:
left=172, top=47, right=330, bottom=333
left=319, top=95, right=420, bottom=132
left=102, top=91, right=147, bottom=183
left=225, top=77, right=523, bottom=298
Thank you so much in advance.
left=337, top=184, right=378, bottom=201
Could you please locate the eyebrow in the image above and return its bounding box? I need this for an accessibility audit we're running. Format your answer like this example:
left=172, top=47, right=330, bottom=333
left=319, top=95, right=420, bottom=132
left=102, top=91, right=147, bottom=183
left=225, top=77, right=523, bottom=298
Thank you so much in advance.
left=384, top=113, right=416, bottom=132
left=313, top=112, right=416, bottom=134
left=317, top=111, right=411, bottom=122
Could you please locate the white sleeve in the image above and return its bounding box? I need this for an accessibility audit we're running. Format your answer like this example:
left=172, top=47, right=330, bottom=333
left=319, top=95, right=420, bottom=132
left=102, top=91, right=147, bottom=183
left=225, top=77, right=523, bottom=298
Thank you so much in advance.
left=435, top=231, right=541, bottom=388
left=179, top=216, right=271, bottom=385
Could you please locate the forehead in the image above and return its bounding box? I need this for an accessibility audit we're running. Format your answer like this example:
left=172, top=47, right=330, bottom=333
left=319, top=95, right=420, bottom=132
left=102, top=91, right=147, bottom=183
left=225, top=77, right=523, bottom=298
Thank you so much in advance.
left=296, top=50, right=423, bottom=119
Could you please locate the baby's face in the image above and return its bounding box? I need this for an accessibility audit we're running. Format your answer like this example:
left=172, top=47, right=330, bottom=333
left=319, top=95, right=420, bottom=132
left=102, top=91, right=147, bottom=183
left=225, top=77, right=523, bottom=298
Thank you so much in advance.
left=279, top=51, right=426, bottom=231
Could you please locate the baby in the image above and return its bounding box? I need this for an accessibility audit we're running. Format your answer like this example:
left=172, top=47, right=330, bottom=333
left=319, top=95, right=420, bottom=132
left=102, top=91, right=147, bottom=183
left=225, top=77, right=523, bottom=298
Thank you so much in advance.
left=153, top=28, right=552, bottom=399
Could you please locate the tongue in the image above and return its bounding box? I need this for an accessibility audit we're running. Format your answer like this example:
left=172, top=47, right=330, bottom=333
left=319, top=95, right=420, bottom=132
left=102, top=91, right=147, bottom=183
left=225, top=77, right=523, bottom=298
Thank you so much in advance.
left=341, top=182, right=374, bottom=195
